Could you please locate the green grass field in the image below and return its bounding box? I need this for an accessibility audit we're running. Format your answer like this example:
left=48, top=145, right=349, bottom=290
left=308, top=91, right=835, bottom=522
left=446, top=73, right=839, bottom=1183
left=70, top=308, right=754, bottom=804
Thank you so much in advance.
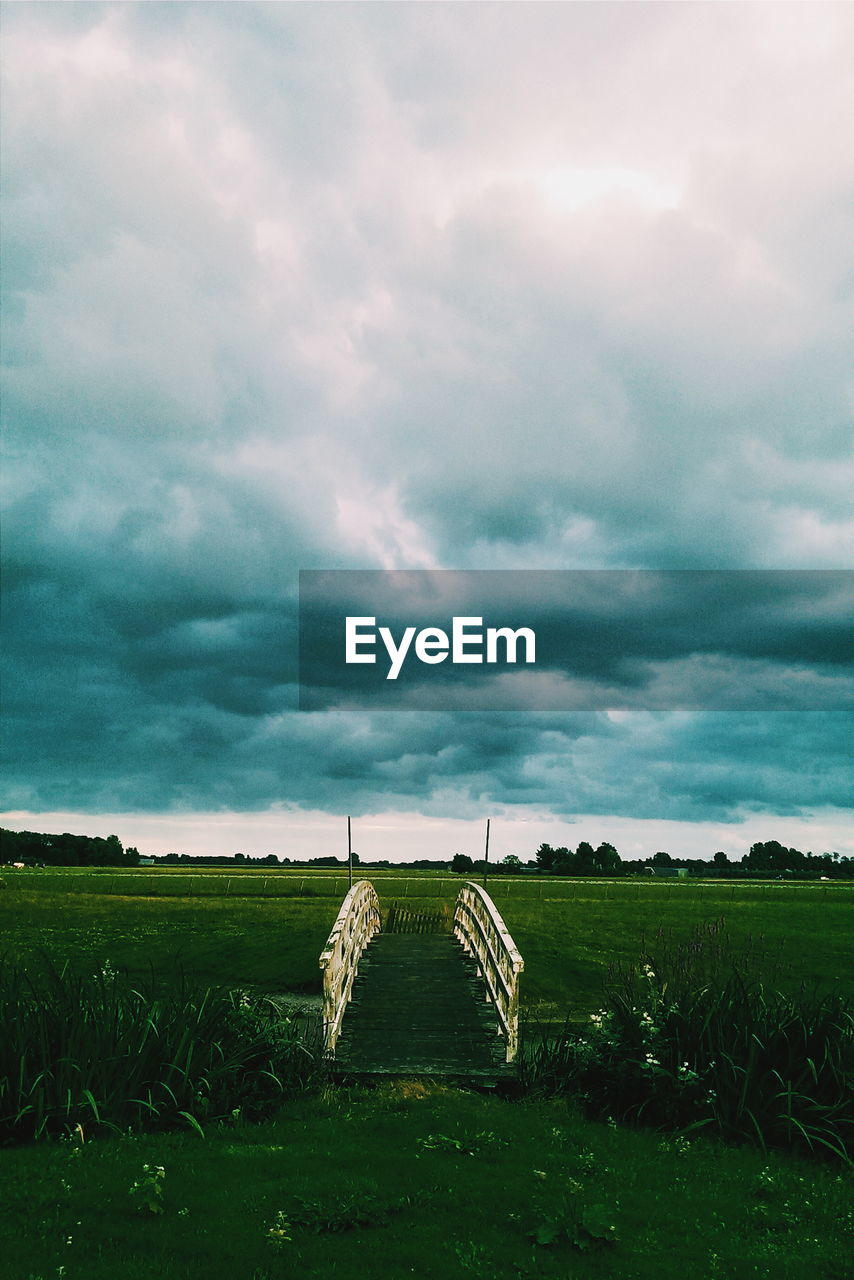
left=2, top=868, right=851, bottom=1017
left=2, top=868, right=851, bottom=1279
left=3, top=1085, right=852, bottom=1280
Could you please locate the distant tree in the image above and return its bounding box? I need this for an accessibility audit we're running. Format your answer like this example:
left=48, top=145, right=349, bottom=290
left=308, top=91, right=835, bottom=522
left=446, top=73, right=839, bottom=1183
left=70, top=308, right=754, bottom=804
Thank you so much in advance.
left=743, top=841, right=805, bottom=873
left=553, top=847, right=573, bottom=875
left=713, top=851, right=729, bottom=867
left=501, top=854, right=522, bottom=871
left=594, top=842, right=621, bottom=874
left=536, top=843, right=572, bottom=874
left=653, top=850, right=672, bottom=866
left=451, top=853, right=474, bottom=874
left=535, top=843, right=556, bottom=872
left=574, top=842, right=597, bottom=874
left=0, top=829, right=132, bottom=867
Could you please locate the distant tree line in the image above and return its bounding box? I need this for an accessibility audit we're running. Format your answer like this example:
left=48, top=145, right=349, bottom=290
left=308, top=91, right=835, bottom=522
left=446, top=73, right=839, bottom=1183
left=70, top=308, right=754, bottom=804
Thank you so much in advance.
left=515, top=839, right=850, bottom=879
left=1, top=828, right=140, bottom=867
left=155, top=852, right=364, bottom=867
left=2, top=829, right=849, bottom=879
left=448, top=841, right=850, bottom=879
left=153, top=853, right=450, bottom=870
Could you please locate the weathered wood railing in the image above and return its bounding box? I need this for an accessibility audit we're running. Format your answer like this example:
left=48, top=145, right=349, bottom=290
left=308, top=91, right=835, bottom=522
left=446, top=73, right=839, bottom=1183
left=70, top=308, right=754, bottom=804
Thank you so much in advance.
left=319, top=879, right=381, bottom=1054
left=453, top=881, right=524, bottom=1062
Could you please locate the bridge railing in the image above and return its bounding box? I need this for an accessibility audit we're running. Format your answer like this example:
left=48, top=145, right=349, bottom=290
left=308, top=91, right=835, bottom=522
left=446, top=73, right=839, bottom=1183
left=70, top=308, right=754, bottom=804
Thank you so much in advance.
left=319, top=879, right=382, bottom=1054
left=453, top=881, right=524, bottom=1062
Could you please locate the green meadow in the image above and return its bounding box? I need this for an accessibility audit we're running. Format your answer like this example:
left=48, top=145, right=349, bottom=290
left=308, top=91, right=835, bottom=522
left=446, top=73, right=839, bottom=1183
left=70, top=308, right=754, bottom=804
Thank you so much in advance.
left=2, top=868, right=851, bottom=1279
left=2, top=867, right=851, bottom=1017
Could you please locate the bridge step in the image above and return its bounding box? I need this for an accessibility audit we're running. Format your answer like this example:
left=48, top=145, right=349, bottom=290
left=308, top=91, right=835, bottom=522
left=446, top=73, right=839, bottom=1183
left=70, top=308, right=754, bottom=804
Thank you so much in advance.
left=332, top=933, right=513, bottom=1080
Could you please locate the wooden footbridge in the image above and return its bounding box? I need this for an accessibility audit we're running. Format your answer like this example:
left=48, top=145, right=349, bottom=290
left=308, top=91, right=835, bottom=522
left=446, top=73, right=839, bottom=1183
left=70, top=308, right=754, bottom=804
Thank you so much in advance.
left=319, top=880, right=524, bottom=1080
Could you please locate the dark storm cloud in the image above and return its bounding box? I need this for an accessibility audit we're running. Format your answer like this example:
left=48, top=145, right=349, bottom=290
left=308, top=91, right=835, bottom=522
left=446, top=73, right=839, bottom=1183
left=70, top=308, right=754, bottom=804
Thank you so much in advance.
left=299, top=570, right=853, bottom=710
left=1, top=3, right=852, bottom=825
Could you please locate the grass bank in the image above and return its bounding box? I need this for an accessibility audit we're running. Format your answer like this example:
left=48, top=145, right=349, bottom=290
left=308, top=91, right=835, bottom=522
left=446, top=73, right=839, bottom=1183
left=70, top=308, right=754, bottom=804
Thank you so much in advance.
left=3, top=1086, right=851, bottom=1280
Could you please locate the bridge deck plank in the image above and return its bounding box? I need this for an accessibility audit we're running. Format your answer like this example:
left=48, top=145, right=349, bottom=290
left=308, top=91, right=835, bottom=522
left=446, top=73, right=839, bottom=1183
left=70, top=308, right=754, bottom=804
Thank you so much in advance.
left=332, top=933, right=513, bottom=1080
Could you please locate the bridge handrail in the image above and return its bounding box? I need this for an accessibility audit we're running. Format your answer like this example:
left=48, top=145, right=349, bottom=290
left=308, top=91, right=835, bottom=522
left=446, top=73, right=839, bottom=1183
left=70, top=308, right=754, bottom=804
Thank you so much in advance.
left=453, top=881, right=524, bottom=1062
left=319, top=878, right=381, bottom=1053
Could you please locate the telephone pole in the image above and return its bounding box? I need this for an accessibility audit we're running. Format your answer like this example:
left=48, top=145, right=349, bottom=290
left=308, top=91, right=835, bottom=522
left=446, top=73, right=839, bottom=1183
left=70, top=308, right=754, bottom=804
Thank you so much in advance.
left=482, top=817, right=490, bottom=888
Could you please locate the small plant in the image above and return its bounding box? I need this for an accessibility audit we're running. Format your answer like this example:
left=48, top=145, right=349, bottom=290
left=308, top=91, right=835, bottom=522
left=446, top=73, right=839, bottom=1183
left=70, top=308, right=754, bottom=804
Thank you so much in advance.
left=265, top=1209, right=292, bottom=1248
left=129, top=1164, right=166, bottom=1216
left=528, top=1199, right=618, bottom=1251
left=417, top=1129, right=504, bottom=1156
left=574, top=1203, right=619, bottom=1250
left=752, top=1166, right=783, bottom=1199
left=658, top=1134, right=693, bottom=1157
left=568, top=1146, right=597, bottom=1175
left=267, top=1187, right=431, bottom=1239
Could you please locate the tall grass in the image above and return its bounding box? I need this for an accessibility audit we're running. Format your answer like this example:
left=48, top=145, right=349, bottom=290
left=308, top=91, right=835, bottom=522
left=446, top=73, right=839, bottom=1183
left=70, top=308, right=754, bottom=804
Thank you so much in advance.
left=0, top=958, right=322, bottom=1144
left=521, top=919, right=853, bottom=1164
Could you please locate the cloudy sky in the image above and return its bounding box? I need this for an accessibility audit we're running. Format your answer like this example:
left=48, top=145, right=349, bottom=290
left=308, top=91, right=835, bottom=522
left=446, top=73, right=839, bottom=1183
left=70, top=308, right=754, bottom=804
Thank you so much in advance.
left=2, top=2, right=852, bottom=862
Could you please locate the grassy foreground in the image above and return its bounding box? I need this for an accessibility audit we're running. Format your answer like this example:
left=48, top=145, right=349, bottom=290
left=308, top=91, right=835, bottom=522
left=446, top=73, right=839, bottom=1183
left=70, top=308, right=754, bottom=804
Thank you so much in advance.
left=2, top=873, right=852, bottom=1277
left=3, top=1085, right=852, bottom=1280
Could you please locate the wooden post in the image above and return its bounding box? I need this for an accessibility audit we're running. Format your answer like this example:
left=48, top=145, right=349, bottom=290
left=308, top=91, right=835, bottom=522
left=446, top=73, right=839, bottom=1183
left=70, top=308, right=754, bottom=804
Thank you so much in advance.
left=482, top=818, right=490, bottom=888
left=348, top=815, right=353, bottom=890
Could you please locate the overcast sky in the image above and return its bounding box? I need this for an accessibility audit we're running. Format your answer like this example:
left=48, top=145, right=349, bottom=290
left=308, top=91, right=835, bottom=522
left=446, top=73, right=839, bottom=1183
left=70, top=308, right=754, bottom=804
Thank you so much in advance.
left=2, top=2, right=852, bottom=861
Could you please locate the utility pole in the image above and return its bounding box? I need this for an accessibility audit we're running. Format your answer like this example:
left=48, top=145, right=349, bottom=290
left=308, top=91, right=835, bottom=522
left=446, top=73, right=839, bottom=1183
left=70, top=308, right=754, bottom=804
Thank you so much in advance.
left=347, top=815, right=353, bottom=889
left=482, top=817, right=490, bottom=888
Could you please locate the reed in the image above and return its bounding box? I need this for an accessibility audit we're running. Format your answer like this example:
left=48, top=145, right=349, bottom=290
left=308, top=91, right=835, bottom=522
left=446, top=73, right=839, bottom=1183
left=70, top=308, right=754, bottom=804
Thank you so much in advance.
left=520, top=920, right=852, bottom=1163
left=0, top=957, right=321, bottom=1144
